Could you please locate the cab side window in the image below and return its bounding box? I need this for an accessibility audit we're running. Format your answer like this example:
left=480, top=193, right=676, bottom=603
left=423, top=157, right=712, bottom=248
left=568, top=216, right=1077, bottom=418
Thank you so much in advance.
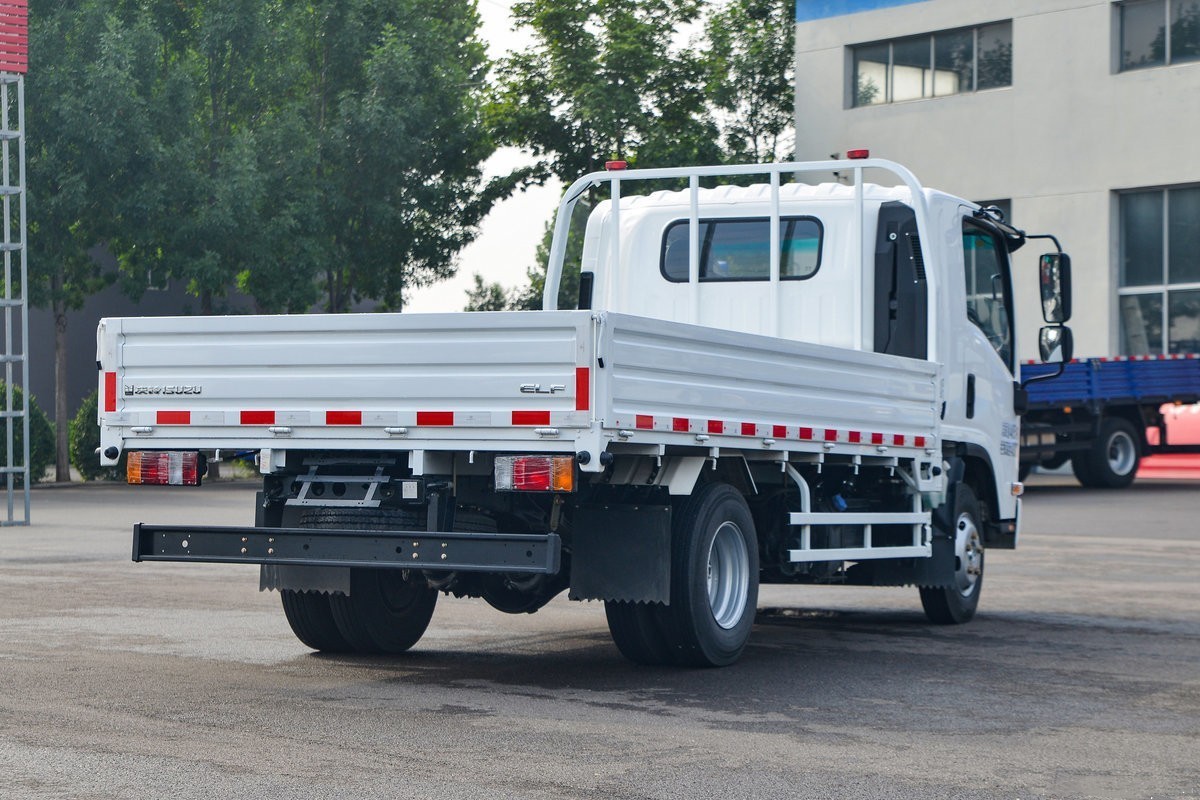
left=962, top=220, right=1013, bottom=368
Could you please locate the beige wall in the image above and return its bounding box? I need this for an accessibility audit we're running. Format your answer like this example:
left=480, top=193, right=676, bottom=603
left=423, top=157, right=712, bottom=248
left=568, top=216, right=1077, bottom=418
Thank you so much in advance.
left=794, top=0, right=1200, bottom=359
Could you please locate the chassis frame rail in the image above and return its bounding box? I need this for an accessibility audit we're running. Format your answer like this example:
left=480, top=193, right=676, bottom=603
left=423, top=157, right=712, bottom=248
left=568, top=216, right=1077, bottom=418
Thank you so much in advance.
left=133, top=523, right=562, bottom=574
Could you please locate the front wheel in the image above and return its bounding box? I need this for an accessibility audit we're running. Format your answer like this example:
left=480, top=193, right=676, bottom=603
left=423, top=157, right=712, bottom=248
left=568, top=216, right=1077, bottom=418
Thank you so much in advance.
left=657, top=482, right=759, bottom=667
left=920, top=483, right=984, bottom=625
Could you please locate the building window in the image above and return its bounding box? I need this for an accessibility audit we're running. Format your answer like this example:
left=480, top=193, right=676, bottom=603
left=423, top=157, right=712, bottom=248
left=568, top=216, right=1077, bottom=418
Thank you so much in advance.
left=852, top=22, right=1012, bottom=107
left=1119, top=0, right=1200, bottom=70
left=1118, top=187, right=1200, bottom=354
left=660, top=217, right=823, bottom=282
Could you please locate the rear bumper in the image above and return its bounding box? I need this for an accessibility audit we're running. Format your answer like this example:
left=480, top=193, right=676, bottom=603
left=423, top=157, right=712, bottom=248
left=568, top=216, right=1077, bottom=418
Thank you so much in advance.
left=132, top=523, right=561, bottom=575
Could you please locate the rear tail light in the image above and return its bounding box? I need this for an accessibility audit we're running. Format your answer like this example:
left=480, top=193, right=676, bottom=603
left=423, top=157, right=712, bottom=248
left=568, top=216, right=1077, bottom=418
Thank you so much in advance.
left=494, top=455, right=575, bottom=492
left=127, top=451, right=202, bottom=486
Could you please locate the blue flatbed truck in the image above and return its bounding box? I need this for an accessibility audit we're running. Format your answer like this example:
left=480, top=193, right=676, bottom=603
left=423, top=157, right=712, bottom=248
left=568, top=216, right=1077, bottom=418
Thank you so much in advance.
left=1020, top=355, right=1200, bottom=487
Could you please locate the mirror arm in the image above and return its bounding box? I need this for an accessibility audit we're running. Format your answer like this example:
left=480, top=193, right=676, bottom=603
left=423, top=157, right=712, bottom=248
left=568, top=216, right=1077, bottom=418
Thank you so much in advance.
left=1021, top=362, right=1066, bottom=388
left=1026, top=232, right=1063, bottom=253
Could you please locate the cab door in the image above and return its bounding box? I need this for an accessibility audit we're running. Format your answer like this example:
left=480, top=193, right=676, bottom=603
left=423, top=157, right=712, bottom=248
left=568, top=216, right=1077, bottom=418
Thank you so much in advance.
left=954, top=214, right=1020, bottom=512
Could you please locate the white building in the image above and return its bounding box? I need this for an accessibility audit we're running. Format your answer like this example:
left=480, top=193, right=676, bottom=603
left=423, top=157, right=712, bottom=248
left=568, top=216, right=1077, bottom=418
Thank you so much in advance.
left=793, top=0, right=1200, bottom=359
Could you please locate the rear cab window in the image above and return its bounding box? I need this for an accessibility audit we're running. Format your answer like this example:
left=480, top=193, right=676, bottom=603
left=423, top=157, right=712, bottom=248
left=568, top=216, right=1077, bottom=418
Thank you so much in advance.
left=661, top=217, right=823, bottom=282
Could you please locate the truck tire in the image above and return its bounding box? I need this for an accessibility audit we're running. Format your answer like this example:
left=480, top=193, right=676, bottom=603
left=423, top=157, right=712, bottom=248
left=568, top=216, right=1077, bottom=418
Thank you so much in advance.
left=919, top=484, right=984, bottom=625
left=1073, top=418, right=1140, bottom=489
left=280, top=589, right=353, bottom=653
left=604, top=601, right=674, bottom=665
left=656, top=482, right=759, bottom=667
left=299, top=508, right=438, bottom=654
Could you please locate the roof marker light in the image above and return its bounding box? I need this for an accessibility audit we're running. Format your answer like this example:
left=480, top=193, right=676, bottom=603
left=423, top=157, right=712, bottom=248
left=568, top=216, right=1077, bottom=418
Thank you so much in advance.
left=605, top=160, right=628, bottom=170
left=846, top=149, right=870, bottom=160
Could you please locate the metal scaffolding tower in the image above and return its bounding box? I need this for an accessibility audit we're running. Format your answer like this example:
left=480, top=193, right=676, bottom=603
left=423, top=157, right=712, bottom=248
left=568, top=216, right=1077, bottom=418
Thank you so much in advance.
left=1, top=0, right=28, bottom=524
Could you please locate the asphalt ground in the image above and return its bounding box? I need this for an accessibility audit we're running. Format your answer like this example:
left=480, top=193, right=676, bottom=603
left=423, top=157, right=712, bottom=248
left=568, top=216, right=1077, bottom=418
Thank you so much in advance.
left=1, top=476, right=1197, bottom=800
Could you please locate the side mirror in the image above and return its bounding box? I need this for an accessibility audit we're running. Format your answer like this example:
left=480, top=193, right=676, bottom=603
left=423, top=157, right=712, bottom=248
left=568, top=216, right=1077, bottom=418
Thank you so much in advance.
left=1039, top=253, right=1072, bottom=324
left=1039, top=325, right=1074, bottom=364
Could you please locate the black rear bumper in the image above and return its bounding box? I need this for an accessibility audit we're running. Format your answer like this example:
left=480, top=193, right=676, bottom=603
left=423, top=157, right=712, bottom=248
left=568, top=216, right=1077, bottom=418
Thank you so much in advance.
left=132, top=523, right=561, bottom=575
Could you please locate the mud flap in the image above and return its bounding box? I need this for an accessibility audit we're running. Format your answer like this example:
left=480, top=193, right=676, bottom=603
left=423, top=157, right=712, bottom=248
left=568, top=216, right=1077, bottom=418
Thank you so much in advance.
left=569, top=503, right=671, bottom=603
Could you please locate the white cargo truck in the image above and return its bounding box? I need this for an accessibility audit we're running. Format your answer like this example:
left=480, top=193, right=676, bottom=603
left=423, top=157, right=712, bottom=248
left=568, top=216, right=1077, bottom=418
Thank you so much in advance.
left=98, top=157, right=1073, bottom=666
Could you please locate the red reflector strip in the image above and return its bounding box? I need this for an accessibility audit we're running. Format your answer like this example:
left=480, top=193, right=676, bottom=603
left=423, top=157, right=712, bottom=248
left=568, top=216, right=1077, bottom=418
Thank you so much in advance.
left=417, top=411, right=454, bottom=426
left=872, top=433, right=885, bottom=445
left=741, top=422, right=756, bottom=436
left=576, top=367, right=590, bottom=412
left=824, top=429, right=838, bottom=442
left=104, top=372, right=117, bottom=413
left=707, top=420, right=724, bottom=434
left=915, top=436, right=927, bottom=447
left=513, top=410, right=551, bottom=426
left=894, top=435, right=906, bottom=446
left=848, top=431, right=862, bottom=444
left=156, top=411, right=190, bottom=425
left=635, top=414, right=653, bottom=430
left=240, top=410, right=275, bottom=425
left=773, top=425, right=787, bottom=439
left=326, top=411, right=362, bottom=426
left=799, top=427, right=814, bottom=440
left=672, top=417, right=690, bottom=432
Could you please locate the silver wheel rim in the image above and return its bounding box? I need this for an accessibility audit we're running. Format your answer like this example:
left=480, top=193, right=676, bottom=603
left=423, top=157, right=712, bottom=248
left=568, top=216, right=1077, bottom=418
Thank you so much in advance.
left=1106, top=430, right=1137, bottom=476
left=953, top=512, right=983, bottom=598
left=707, top=521, right=750, bottom=630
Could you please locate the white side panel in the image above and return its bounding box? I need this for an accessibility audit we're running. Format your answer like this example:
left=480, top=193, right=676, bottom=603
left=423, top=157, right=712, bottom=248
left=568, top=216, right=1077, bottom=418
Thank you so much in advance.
left=599, top=313, right=940, bottom=442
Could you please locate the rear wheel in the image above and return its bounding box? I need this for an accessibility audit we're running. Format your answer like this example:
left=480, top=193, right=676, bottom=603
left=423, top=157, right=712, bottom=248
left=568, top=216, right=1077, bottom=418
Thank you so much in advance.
left=280, top=589, right=352, bottom=653
left=1074, top=418, right=1140, bottom=489
left=299, top=508, right=438, bottom=654
left=920, top=484, right=984, bottom=625
left=604, top=601, right=674, bottom=665
left=658, top=482, right=759, bottom=667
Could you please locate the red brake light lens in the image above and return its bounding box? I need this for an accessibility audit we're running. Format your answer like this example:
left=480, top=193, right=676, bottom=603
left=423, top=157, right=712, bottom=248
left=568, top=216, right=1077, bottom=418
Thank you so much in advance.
left=846, top=149, right=870, bottom=160
left=127, top=451, right=201, bottom=486
left=494, top=456, right=575, bottom=492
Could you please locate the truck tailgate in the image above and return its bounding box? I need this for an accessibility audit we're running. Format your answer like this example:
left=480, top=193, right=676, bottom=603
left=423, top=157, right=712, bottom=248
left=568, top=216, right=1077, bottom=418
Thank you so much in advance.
left=98, top=311, right=594, bottom=452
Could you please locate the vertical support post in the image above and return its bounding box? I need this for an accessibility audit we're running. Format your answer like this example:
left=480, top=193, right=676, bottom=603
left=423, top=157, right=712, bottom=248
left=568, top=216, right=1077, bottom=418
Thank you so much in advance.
left=609, top=175, right=622, bottom=306
left=853, top=166, right=865, bottom=351
left=688, top=175, right=699, bottom=324
left=769, top=170, right=781, bottom=337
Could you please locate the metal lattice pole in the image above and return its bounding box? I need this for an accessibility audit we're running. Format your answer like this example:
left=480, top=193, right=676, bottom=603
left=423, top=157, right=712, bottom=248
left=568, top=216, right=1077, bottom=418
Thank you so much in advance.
left=1, top=73, right=28, bottom=524
left=0, top=0, right=29, bottom=523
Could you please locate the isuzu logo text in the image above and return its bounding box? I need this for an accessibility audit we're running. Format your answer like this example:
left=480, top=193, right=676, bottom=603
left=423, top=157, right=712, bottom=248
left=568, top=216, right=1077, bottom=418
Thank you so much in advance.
left=124, top=385, right=203, bottom=396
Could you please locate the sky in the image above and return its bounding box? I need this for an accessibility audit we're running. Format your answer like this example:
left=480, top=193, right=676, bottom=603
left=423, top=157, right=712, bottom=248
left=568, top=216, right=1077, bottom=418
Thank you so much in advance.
left=404, top=1, right=564, bottom=313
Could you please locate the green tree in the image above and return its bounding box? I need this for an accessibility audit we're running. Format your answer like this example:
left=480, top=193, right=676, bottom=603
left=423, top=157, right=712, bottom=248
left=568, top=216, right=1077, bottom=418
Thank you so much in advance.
left=464, top=273, right=511, bottom=312
left=0, top=382, right=55, bottom=484
left=128, top=0, right=518, bottom=315
left=488, top=0, right=721, bottom=180
left=705, top=0, right=795, bottom=162
left=28, top=0, right=165, bottom=480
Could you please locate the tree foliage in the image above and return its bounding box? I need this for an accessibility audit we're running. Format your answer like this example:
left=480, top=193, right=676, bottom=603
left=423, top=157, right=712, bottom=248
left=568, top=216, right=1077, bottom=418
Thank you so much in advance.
left=487, top=0, right=722, bottom=181
left=705, top=0, right=795, bottom=162
left=0, top=382, right=54, bottom=484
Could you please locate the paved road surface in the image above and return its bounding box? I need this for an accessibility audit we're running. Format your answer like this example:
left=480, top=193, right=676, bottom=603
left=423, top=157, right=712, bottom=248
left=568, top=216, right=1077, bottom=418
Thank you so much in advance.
left=1, top=478, right=1197, bottom=799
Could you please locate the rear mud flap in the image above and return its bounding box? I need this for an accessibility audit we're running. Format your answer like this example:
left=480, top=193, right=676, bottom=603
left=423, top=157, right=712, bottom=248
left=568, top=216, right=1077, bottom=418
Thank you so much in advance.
left=569, top=504, right=671, bottom=603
